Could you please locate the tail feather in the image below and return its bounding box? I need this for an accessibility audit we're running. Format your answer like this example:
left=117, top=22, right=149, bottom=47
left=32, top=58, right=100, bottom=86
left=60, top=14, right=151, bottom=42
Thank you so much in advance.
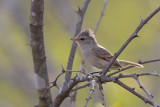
left=118, top=60, right=143, bottom=68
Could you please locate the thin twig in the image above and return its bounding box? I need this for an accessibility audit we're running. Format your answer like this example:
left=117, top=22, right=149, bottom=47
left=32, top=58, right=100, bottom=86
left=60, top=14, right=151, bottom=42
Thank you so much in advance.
left=84, top=79, right=96, bottom=107
left=43, top=67, right=65, bottom=97
left=97, top=81, right=106, bottom=106
left=84, top=89, right=94, bottom=107
left=133, top=75, right=158, bottom=107
left=106, top=58, right=160, bottom=77
left=71, top=83, right=90, bottom=92
left=52, top=66, right=66, bottom=85
left=113, top=71, right=160, bottom=79
left=94, top=0, right=108, bottom=34
left=101, top=6, right=160, bottom=76
left=138, top=58, right=160, bottom=64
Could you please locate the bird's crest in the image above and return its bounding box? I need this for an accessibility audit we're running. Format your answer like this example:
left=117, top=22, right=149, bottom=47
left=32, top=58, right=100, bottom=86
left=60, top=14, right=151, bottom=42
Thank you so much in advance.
left=78, top=29, right=95, bottom=38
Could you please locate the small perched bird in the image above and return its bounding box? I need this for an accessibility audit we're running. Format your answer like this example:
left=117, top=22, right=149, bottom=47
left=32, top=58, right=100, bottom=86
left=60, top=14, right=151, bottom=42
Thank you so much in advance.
left=71, top=29, right=143, bottom=70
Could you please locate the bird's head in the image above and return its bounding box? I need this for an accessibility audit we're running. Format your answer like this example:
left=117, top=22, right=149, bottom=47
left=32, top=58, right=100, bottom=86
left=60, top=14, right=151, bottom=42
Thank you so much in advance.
left=71, top=29, right=97, bottom=47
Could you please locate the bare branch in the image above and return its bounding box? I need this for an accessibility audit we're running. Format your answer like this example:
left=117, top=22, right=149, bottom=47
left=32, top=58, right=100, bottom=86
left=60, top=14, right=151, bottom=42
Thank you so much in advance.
left=100, top=71, right=160, bottom=84
left=94, top=0, right=108, bottom=34
left=63, top=0, right=91, bottom=91
left=30, top=0, right=52, bottom=106
left=114, top=71, right=160, bottom=79
left=106, top=58, right=160, bottom=77
left=115, top=80, right=160, bottom=107
left=101, top=6, right=160, bottom=76
left=84, top=89, right=94, bottom=107
left=138, top=58, right=160, bottom=64
left=133, top=75, right=158, bottom=107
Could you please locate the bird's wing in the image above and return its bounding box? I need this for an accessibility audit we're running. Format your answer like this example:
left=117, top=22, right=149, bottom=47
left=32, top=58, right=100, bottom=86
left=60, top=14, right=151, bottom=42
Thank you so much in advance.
left=92, top=45, right=121, bottom=67
left=92, top=46, right=112, bottom=61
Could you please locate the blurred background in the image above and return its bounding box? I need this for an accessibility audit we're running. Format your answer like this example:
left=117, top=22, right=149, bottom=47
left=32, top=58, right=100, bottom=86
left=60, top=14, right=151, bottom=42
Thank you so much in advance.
left=0, top=0, right=160, bottom=107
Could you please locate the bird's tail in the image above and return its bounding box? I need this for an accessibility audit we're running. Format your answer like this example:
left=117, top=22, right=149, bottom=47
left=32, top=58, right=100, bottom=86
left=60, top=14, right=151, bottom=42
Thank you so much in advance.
left=118, top=60, right=143, bottom=68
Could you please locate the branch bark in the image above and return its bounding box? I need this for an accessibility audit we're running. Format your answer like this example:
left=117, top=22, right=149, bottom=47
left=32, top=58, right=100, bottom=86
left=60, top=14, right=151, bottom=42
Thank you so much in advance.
left=30, top=0, right=52, bottom=106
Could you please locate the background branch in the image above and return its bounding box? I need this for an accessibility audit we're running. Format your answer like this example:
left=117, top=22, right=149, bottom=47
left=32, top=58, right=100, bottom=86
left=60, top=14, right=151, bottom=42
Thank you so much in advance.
left=94, top=0, right=108, bottom=34
left=30, top=0, right=52, bottom=106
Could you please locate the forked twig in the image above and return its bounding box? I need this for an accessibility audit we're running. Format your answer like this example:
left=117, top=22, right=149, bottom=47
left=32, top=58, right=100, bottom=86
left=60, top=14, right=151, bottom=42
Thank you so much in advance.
left=43, top=66, right=65, bottom=97
left=133, top=74, right=158, bottom=107
left=115, top=80, right=160, bottom=107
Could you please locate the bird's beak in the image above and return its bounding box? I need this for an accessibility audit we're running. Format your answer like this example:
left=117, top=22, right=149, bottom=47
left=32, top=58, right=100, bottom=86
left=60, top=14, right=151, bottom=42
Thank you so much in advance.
left=70, top=37, right=79, bottom=42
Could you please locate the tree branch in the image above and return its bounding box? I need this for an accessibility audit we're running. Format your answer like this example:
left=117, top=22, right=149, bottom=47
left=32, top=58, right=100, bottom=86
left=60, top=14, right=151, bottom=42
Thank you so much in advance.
left=101, top=6, right=160, bottom=76
left=97, top=81, right=106, bottom=106
left=133, top=75, right=158, bottom=107
left=53, top=73, right=93, bottom=107
left=63, top=0, right=91, bottom=91
left=111, top=71, right=160, bottom=80
left=30, top=0, right=52, bottom=106
left=115, top=80, right=160, bottom=107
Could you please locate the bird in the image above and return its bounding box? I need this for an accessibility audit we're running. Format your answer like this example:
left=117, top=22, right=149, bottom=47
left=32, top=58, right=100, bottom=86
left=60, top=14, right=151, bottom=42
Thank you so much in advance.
left=71, top=29, right=143, bottom=70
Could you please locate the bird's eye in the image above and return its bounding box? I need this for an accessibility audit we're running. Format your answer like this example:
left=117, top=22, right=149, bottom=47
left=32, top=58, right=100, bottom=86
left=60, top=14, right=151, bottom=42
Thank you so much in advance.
left=80, top=38, right=85, bottom=41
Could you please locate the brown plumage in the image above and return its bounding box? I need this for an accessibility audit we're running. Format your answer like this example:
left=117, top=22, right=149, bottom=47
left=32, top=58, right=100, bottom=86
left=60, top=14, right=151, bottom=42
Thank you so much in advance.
left=71, top=29, right=143, bottom=70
